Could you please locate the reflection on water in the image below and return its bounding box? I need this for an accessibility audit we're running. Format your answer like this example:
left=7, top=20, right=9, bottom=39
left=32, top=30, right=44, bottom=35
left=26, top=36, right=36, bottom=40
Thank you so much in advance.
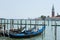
left=0, top=21, right=60, bottom=40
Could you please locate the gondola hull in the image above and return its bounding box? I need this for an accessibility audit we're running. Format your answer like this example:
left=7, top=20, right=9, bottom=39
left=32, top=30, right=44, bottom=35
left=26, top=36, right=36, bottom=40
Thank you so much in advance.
left=9, top=26, right=45, bottom=38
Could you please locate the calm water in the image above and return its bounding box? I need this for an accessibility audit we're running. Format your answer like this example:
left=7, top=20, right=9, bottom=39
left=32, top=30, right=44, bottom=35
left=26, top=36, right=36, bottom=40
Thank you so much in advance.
left=0, top=21, right=60, bottom=40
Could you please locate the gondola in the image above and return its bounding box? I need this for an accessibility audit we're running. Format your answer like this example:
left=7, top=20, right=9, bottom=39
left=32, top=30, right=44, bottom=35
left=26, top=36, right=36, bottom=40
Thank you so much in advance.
left=9, top=26, right=45, bottom=38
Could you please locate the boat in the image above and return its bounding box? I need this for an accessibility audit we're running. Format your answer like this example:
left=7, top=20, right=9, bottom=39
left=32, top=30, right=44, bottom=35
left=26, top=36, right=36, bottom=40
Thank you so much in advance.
left=9, top=26, right=45, bottom=38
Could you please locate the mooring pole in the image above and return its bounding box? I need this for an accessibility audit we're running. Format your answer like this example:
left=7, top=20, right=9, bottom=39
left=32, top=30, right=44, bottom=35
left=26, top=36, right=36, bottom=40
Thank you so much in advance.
left=48, top=19, right=49, bottom=26
left=44, top=19, right=45, bottom=40
left=7, top=19, right=9, bottom=36
left=10, top=19, right=12, bottom=30
left=51, top=20, right=53, bottom=30
left=4, top=19, right=5, bottom=36
left=35, top=19, right=36, bottom=30
left=43, top=18, right=45, bottom=37
left=29, top=19, right=31, bottom=40
left=42, top=19, right=45, bottom=40
left=1, top=19, right=4, bottom=36
left=25, top=19, right=27, bottom=31
left=17, top=20, right=18, bottom=29
left=11, top=19, right=14, bottom=30
left=55, top=21, right=57, bottom=40
left=20, top=19, right=22, bottom=32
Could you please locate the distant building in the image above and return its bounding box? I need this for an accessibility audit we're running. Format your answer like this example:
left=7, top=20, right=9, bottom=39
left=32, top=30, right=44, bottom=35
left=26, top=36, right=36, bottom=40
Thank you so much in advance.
left=56, top=13, right=60, bottom=17
left=51, top=5, right=60, bottom=18
left=52, top=5, right=55, bottom=17
left=35, top=5, right=60, bottom=20
left=56, top=15, right=60, bottom=17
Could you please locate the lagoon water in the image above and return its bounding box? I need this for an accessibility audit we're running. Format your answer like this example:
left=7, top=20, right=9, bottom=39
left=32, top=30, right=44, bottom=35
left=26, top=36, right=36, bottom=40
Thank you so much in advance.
left=0, top=20, right=60, bottom=40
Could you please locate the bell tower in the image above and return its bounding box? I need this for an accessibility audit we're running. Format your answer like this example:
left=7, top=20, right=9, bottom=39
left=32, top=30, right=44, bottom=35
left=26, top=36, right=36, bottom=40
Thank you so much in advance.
left=52, top=5, right=55, bottom=17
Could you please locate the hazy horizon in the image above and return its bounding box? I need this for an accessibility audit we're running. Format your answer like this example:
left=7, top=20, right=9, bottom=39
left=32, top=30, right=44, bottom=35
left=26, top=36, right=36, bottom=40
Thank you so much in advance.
left=0, top=0, right=60, bottom=19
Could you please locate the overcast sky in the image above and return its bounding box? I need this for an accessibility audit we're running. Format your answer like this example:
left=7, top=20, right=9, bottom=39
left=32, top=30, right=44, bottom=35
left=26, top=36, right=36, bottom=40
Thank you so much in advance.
left=0, top=0, right=60, bottom=19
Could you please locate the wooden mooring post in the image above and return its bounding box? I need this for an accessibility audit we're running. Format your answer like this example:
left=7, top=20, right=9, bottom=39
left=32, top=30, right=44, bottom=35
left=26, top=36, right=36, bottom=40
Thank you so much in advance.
left=55, top=21, right=57, bottom=40
left=51, top=21, right=57, bottom=40
left=3, top=19, right=6, bottom=37
left=48, top=19, right=49, bottom=26
left=42, top=20, right=45, bottom=40
left=51, top=20, right=53, bottom=30
left=7, top=19, right=9, bottom=36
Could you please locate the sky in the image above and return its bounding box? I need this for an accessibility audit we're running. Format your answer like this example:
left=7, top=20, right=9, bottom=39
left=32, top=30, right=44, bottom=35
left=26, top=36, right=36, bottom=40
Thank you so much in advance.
left=0, top=0, right=60, bottom=19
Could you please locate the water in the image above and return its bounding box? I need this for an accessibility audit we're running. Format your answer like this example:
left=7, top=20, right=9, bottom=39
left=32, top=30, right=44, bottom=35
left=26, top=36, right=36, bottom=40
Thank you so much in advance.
left=0, top=20, right=60, bottom=40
